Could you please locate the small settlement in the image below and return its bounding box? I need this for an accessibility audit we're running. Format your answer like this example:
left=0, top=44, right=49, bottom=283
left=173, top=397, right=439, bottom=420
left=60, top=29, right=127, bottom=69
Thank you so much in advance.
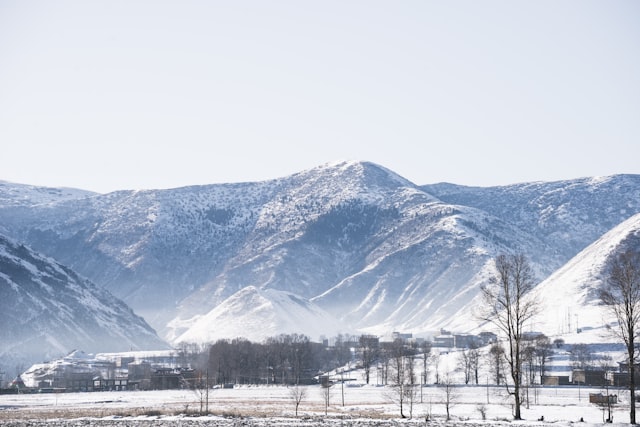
left=5, top=350, right=195, bottom=393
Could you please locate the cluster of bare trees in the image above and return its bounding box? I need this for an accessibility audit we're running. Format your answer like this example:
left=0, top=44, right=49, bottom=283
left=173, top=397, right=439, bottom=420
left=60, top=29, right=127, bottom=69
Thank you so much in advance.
left=207, top=334, right=330, bottom=385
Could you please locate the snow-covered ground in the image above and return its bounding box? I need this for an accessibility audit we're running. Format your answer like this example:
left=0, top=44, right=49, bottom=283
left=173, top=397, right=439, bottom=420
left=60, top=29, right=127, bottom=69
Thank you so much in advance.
left=0, top=383, right=633, bottom=426
left=4, top=325, right=631, bottom=425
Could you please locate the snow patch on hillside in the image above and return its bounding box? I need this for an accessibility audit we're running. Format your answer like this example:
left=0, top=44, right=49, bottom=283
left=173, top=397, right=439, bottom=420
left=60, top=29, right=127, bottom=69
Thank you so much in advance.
left=532, top=213, right=640, bottom=337
left=174, top=286, right=346, bottom=344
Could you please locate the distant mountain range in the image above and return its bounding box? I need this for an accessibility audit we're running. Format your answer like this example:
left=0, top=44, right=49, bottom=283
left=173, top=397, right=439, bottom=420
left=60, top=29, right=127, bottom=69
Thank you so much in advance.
left=1, top=162, right=639, bottom=351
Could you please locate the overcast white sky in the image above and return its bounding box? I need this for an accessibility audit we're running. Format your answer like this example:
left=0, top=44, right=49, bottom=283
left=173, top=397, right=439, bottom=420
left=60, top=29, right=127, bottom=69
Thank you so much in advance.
left=1, top=1, right=639, bottom=193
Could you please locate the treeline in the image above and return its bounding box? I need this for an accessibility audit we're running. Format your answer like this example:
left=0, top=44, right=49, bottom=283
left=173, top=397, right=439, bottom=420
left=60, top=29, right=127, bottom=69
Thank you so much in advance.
left=177, top=333, right=352, bottom=385
left=175, top=331, right=569, bottom=389
left=175, top=333, right=434, bottom=386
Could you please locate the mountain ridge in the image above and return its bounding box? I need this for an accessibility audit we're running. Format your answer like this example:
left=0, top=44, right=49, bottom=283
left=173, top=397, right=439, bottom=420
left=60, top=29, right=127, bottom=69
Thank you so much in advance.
left=1, top=162, right=639, bottom=344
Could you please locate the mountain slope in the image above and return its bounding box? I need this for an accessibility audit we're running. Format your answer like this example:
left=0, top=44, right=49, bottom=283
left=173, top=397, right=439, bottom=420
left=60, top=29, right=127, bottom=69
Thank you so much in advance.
left=530, top=212, right=640, bottom=337
left=0, top=180, right=95, bottom=208
left=423, top=175, right=640, bottom=264
left=1, top=164, right=640, bottom=343
left=174, top=286, right=344, bottom=344
left=0, top=234, right=168, bottom=370
left=168, top=162, right=558, bottom=341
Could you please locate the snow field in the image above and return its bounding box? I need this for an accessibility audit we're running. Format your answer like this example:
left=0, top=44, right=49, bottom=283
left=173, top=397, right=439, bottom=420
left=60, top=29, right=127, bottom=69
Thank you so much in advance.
left=0, top=384, right=633, bottom=426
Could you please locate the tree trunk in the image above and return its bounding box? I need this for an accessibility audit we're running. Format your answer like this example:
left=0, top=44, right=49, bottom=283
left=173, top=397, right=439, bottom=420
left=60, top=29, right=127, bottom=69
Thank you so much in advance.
left=630, top=353, right=636, bottom=424
left=514, top=383, right=522, bottom=420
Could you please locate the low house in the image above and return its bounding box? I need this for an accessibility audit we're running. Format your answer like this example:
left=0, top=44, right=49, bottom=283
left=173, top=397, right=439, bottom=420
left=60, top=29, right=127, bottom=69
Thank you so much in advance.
left=391, top=332, right=413, bottom=342
left=433, top=334, right=454, bottom=348
left=93, top=376, right=128, bottom=391
left=151, top=368, right=195, bottom=390
left=572, top=369, right=610, bottom=386
left=66, top=371, right=96, bottom=392
left=127, top=361, right=152, bottom=390
left=454, top=334, right=480, bottom=349
left=542, top=375, right=570, bottom=386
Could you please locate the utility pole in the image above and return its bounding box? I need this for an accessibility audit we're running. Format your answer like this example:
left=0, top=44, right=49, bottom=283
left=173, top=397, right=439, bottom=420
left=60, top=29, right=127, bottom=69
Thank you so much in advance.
left=341, top=370, right=345, bottom=406
left=486, top=375, right=490, bottom=404
left=205, top=369, right=209, bottom=414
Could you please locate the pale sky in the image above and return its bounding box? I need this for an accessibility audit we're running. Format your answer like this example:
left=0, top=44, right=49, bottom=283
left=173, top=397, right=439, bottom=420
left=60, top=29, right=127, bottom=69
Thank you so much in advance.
left=1, top=1, right=639, bottom=193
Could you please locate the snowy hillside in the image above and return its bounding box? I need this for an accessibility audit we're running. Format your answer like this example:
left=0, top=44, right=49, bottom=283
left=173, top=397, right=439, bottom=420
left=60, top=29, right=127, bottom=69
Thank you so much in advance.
left=1, top=162, right=639, bottom=345
left=173, top=287, right=344, bottom=344
left=0, top=180, right=95, bottom=207
left=0, top=234, right=168, bottom=371
left=531, top=212, right=640, bottom=338
left=423, top=175, right=640, bottom=268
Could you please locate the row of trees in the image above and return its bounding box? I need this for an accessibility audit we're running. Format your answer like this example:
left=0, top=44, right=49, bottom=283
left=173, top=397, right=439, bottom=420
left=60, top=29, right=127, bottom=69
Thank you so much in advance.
left=177, top=329, right=560, bottom=418
left=204, top=334, right=435, bottom=388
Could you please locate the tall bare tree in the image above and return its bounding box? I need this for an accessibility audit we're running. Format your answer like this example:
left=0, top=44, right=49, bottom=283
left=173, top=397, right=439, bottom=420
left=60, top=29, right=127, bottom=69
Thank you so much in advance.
left=599, top=250, right=640, bottom=425
left=478, top=253, right=540, bottom=420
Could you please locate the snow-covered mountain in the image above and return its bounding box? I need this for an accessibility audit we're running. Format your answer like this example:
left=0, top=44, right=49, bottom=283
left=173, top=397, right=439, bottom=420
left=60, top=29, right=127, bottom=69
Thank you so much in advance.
left=0, top=233, right=168, bottom=370
left=1, top=162, right=639, bottom=344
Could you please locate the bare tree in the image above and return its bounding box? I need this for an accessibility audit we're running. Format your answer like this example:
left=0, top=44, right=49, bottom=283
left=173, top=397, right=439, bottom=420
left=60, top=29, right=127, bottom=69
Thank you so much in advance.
left=478, top=253, right=540, bottom=420
left=569, top=344, right=594, bottom=371
left=420, top=341, right=431, bottom=386
left=468, top=344, right=481, bottom=385
left=522, top=344, right=537, bottom=386
left=458, top=345, right=481, bottom=385
left=458, top=350, right=472, bottom=385
left=359, top=335, right=379, bottom=385
left=599, top=250, right=640, bottom=425
left=321, top=380, right=333, bottom=416
left=534, top=335, right=552, bottom=382
left=488, top=342, right=505, bottom=385
left=430, top=351, right=441, bottom=385
left=181, top=369, right=210, bottom=415
left=405, top=354, right=418, bottom=419
left=439, top=372, right=459, bottom=421
left=289, top=385, right=307, bottom=417
left=387, top=339, right=410, bottom=418
left=596, top=355, right=616, bottom=423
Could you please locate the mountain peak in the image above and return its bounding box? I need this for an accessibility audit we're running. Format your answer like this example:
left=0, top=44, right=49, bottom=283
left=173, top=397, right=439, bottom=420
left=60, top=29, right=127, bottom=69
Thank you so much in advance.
left=298, top=160, right=416, bottom=189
